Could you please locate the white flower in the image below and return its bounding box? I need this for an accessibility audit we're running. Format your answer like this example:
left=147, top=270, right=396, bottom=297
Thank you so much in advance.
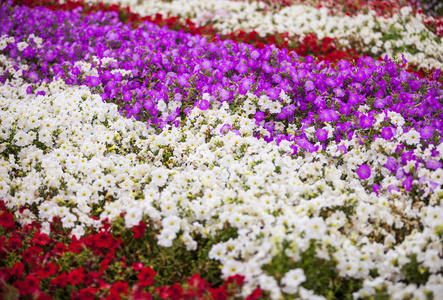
left=17, top=41, right=28, bottom=51
left=281, top=268, right=306, bottom=294
left=61, top=213, right=77, bottom=228
left=157, top=227, right=177, bottom=247
left=125, top=207, right=143, bottom=228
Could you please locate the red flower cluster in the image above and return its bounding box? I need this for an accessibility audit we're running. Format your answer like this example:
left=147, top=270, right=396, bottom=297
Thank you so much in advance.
left=0, top=201, right=262, bottom=299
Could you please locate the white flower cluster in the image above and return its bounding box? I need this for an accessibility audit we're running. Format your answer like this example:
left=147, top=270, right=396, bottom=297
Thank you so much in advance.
left=1, top=54, right=443, bottom=298
left=95, top=0, right=443, bottom=70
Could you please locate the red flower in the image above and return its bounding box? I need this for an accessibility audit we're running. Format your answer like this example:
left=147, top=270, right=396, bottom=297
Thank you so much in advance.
left=154, top=286, right=173, bottom=300
left=137, top=266, right=156, bottom=287
left=8, top=237, right=22, bottom=251
left=0, top=211, right=14, bottom=230
left=71, top=287, right=98, bottom=300
left=32, top=231, right=51, bottom=246
left=186, top=273, right=210, bottom=297
left=16, top=274, right=41, bottom=295
left=133, top=221, right=147, bottom=239
left=94, top=231, right=113, bottom=248
left=0, top=267, right=11, bottom=281
left=132, top=262, right=144, bottom=271
left=68, top=268, right=85, bottom=286
left=52, top=242, right=67, bottom=254
left=168, top=283, right=184, bottom=300
left=208, top=286, right=229, bottom=300
left=10, top=262, right=24, bottom=279
left=36, top=262, right=59, bottom=279
left=99, top=258, right=111, bottom=274
left=110, top=281, right=129, bottom=296
left=245, top=287, right=262, bottom=300
left=51, top=272, right=68, bottom=288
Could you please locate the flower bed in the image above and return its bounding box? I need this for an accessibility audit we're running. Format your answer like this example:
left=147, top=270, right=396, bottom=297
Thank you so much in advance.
left=1, top=0, right=443, bottom=299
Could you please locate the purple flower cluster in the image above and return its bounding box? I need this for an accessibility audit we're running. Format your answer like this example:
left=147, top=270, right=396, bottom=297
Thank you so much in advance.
left=1, top=2, right=443, bottom=159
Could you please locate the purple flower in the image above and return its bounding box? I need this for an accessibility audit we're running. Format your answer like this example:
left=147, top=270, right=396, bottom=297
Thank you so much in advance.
left=356, top=165, right=371, bottom=180
left=339, top=105, right=351, bottom=116
left=354, top=70, right=367, bottom=82
left=381, top=127, right=394, bottom=140
left=143, top=99, right=154, bottom=110
left=28, top=71, right=39, bottom=83
left=305, top=81, right=315, bottom=92
left=420, top=126, right=434, bottom=140
left=235, top=62, right=247, bottom=74
left=426, top=160, right=442, bottom=170
left=372, top=184, right=381, bottom=196
left=26, top=86, right=33, bottom=94
left=374, top=98, right=385, bottom=109
left=255, top=111, right=265, bottom=122
left=122, top=91, right=132, bottom=102
left=315, top=128, right=328, bottom=142
left=220, top=124, right=231, bottom=135
left=360, top=115, right=374, bottom=129
left=319, top=109, right=339, bottom=122
left=402, top=176, right=413, bottom=192
left=88, top=76, right=100, bottom=87
left=198, top=99, right=210, bottom=110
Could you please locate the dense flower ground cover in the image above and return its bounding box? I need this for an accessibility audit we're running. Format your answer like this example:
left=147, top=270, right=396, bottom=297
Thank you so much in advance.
left=1, top=0, right=443, bottom=299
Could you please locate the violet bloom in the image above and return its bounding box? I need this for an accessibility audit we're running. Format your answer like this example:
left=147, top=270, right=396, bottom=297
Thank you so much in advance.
left=315, top=128, right=328, bottom=142
left=305, top=81, right=315, bottom=91
left=420, top=126, right=434, bottom=140
left=374, top=98, right=386, bottom=109
left=255, top=111, right=265, bottom=122
left=198, top=99, right=210, bottom=110
left=122, top=91, right=132, bottom=102
left=88, top=76, right=100, bottom=87
left=220, top=124, right=231, bottom=135
left=402, top=176, right=413, bottom=192
left=360, top=115, right=374, bottom=129
left=26, top=86, right=33, bottom=94
left=372, top=184, right=381, bottom=196
left=143, top=99, right=154, bottom=110
left=381, top=127, right=394, bottom=140
left=354, top=70, right=367, bottom=82
left=339, top=105, right=351, bottom=116
left=426, top=160, right=442, bottom=170
left=28, top=71, right=39, bottom=83
left=357, top=165, right=371, bottom=180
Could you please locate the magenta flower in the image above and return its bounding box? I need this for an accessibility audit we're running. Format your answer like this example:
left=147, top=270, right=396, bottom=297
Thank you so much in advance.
left=305, top=81, right=315, bottom=91
left=357, top=165, right=371, bottom=180
left=198, top=99, right=210, bottom=110
left=426, top=160, right=442, bottom=170
left=360, top=115, right=374, bottom=129
left=381, top=127, right=394, bottom=140
left=315, top=128, right=328, bottom=141
left=420, top=126, right=434, bottom=140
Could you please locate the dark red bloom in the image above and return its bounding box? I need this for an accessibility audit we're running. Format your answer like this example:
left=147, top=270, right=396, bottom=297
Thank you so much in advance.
left=52, top=242, right=67, bottom=254
left=133, top=221, right=147, bottom=239
left=36, top=262, right=59, bottom=279
left=32, top=231, right=52, bottom=246
left=110, top=281, right=129, bottom=296
left=0, top=211, right=14, bottom=230
left=8, top=237, right=22, bottom=251
left=245, top=287, right=262, bottom=300
left=154, top=286, right=173, bottom=300
left=71, top=287, right=97, bottom=300
left=137, top=266, right=156, bottom=287
left=10, top=262, right=24, bottom=279
left=51, top=272, right=68, bottom=288
left=68, top=268, right=85, bottom=286
left=186, top=273, right=210, bottom=297
left=208, top=285, right=229, bottom=300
